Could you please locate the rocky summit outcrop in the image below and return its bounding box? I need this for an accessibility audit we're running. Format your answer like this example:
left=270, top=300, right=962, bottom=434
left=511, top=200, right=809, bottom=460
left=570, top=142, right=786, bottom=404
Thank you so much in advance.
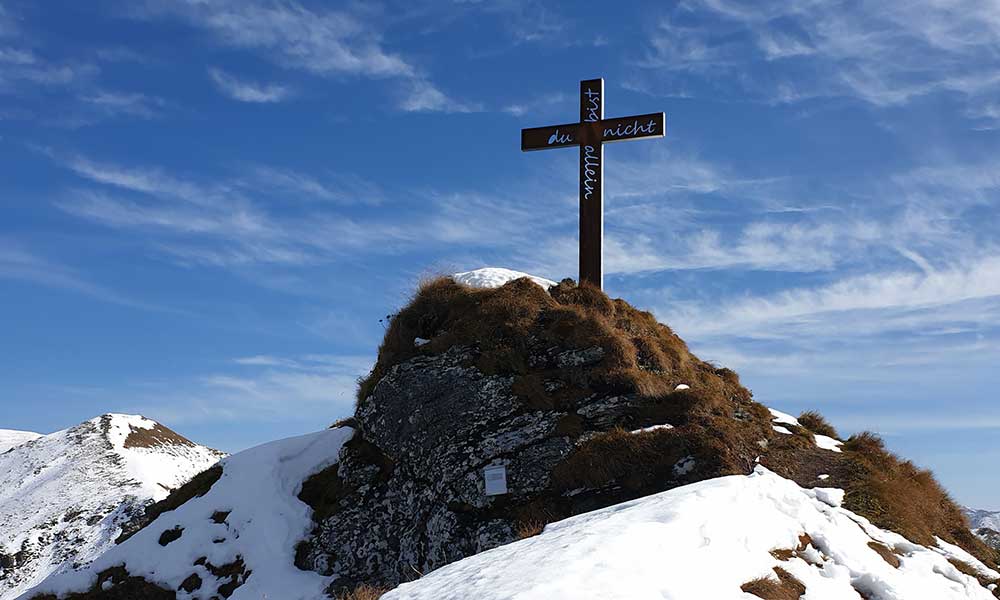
left=293, top=276, right=999, bottom=594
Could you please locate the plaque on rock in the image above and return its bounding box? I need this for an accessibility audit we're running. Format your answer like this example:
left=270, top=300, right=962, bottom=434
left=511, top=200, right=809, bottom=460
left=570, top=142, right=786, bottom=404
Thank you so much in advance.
left=484, top=463, right=508, bottom=496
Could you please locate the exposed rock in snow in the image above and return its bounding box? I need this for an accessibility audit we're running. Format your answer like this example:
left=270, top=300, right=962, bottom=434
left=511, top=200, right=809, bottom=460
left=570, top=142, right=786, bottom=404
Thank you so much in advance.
left=25, top=427, right=352, bottom=600
left=1, top=414, right=223, bottom=600
left=452, top=267, right=556, bottom=290
left=0, top=430, right=41, bottom=454
left=383, top=468, right=997, bottom=600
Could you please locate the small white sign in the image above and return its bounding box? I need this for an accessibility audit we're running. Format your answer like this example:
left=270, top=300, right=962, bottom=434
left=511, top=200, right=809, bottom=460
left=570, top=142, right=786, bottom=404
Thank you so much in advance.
left=484, top=464, right=508, bottom=496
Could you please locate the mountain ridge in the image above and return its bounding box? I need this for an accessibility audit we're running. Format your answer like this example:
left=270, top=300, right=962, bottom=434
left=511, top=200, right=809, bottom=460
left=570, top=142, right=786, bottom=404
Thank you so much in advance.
left=0, top=413, right=224, bottom=600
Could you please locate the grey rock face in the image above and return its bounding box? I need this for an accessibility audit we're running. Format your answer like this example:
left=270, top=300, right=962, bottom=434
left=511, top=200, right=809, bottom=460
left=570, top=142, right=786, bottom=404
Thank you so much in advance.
left=298, top=346, right=575, bottom=590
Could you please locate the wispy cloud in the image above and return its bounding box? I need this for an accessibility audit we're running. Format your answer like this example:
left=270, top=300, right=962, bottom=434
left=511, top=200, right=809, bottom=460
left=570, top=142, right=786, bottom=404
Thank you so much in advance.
left=138, top=0, right=471, bottom=113
left=132, top=353, right=371, bottom=426
left=398, top=78, right=480, bottom=113
left=140, top=1, right=412, bottom=78
left=0, top=238, right=169, bottom=311
left=636, top=0, right=1000, bottom=115
left=661, top=253, right=1000, bottom=340
left=502, top=91, right=570, bottom=118
left=79, top=90, right=165, bottom=118
left=207, top=67, right=291, bottom=103
left=246, top=166, right=384, bottom=205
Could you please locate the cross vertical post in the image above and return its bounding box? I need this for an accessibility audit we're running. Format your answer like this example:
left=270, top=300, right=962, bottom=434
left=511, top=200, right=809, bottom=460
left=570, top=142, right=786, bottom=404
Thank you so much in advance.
left=520, top=78, right=666, bottom=290
left=579, top=78, right=604, bottom=289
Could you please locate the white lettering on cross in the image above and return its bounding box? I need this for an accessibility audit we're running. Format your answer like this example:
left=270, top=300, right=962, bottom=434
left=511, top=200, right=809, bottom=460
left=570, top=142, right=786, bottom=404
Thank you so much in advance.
left=604, top=119, right=658, bottom=139
left=548, top=128, right=574, bottom=145
left=583, top=145, right=599, bottom=199
left=584, top=88, right=601, bottom=122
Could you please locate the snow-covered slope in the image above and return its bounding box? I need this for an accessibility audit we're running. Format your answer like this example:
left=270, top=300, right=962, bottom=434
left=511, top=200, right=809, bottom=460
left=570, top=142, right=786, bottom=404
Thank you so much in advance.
left=0, top=430, right=41, bottom=454
left=25, top=427, right=999, bottom=600
left=0, top=414, right=224, bottom=600
left=385, top=467, right=998, bottom=600
left=24, top=426, right=353, bottom=600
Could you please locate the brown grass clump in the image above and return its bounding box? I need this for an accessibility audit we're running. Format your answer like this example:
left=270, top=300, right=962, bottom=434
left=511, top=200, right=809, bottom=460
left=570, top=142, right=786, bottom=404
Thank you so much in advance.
left=355, top=277, right=742, bottom=412
left=551, top=427, right=688, bottom=491
left=867, top=541, right=901, bottom=568
left=839, top=432, right=999, bottom=567
left=740, top=567, right=806, bottom=600
left=336, top=584, right=387, bottom=600
left=797, top=411, right=839, bottom=439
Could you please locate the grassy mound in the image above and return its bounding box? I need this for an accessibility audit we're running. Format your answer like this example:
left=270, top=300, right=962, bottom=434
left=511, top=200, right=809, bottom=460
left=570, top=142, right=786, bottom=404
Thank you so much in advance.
left=358, top=277, right=745, bottom=409
left=355, top=276, right=998, bottom=569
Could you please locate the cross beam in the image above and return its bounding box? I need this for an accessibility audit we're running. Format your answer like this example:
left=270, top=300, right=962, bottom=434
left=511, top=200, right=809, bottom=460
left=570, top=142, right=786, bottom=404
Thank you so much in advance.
left=521, top=78, right=665, bottom=290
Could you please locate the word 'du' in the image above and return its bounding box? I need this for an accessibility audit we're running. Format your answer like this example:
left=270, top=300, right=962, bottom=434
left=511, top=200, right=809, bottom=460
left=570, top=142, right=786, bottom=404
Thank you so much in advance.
left=548, top=129, right=574, bottom=145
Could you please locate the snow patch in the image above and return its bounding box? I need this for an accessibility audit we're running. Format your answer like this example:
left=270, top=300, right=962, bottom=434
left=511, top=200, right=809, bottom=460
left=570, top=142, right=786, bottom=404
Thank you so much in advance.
left=810, top=487, right=845, bottom=508
left=452, top=268, right=556, bottom=290
left=768, top=408, right=801, bottom=427
left=630, top=424, right=674, bottom=434
left=382, top=468, right=996, bottom=600
left=674, top=383, right=690, bottom=391
left=773, top=425, right=793, bottom=435
left=814, top=434, right=843, bottom=453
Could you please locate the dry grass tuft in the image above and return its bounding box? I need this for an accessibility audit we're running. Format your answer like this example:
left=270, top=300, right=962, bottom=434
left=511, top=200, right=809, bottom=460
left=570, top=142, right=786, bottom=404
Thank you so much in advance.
left=797, top=411, right=839, bottom=439
left=336, top=584, right=388, bottom=600
left=839, top=431, right=998, bottom=567
left=740, top=567, right=806, bottom=600
left=515, top=519, right=545, bottom=539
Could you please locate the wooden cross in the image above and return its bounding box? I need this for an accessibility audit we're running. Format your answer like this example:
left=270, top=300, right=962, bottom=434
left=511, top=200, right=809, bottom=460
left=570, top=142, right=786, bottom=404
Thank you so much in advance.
left=521, top=78, right=665, bottom=290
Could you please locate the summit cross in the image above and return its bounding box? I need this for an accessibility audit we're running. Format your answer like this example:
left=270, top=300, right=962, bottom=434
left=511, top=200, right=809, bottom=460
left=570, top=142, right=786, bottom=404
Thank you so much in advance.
left=521, top=78, right=666, bottom=290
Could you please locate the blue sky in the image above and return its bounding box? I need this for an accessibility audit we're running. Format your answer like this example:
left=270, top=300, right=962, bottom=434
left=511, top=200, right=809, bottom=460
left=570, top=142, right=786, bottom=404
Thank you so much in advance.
left=2, top=0, right=999, bottom=508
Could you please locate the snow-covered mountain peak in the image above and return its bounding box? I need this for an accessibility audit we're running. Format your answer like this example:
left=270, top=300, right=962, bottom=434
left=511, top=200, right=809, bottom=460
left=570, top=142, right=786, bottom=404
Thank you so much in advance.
left=967, top=507, right=1000, bottom=533
left=0, top=414, right=224, bottom=600
left=0, top=430, right=41, bottom=454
